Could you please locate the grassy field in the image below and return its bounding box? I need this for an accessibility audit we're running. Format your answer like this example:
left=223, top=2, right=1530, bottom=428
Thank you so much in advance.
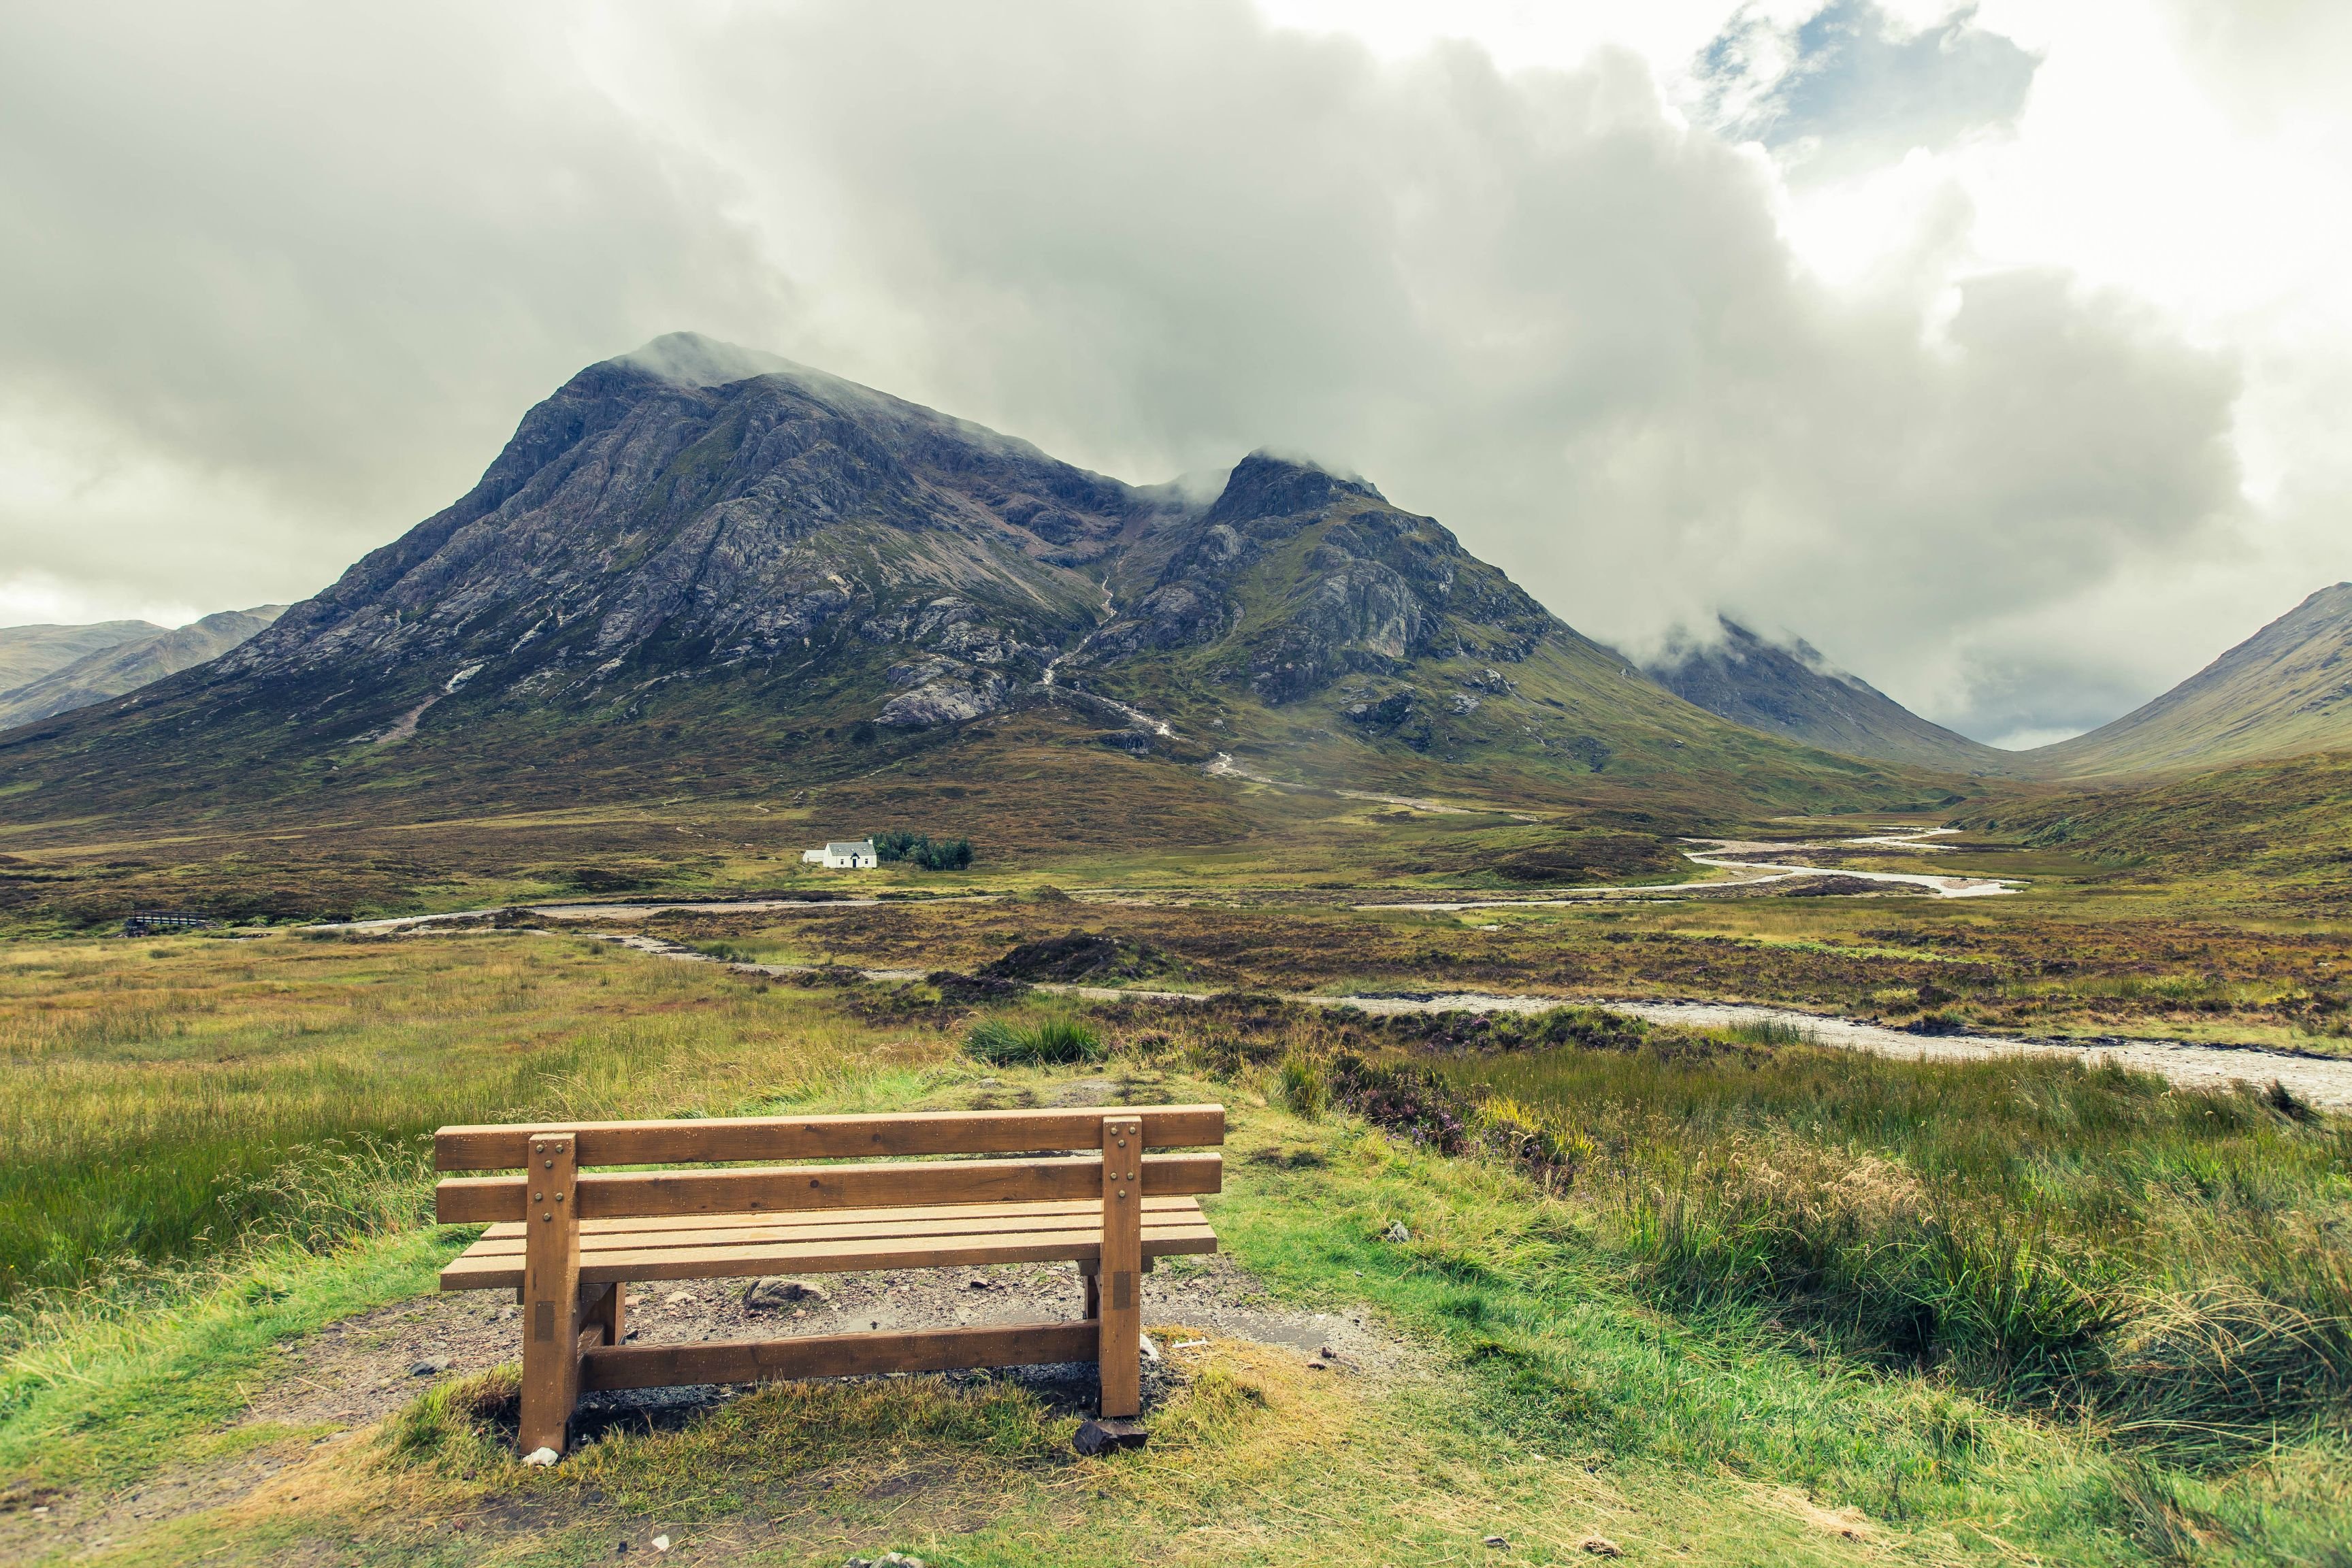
left=1, top=932, right=2347, bottom=1564
left=1960, top=750, right=2352, bottom=916
left=1441, top=1025, right=2352, bottom=1454
left=0, top=932, right=950, bottom=1300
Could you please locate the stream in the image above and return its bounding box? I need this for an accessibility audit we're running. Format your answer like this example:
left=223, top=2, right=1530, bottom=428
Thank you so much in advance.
left=1371, top=824, right=2023, bottom=905
left=1321, top=991, right=2352, bottom=1111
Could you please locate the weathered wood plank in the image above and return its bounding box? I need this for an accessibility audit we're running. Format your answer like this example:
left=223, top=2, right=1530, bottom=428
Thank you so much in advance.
left=435, top=1152, right=1222, bottom=1224
left=474, top=1193, right=1203, bottom=1242
left=436, top=1105, right=1226, bottom=1171
left=518, top=1132, right=582, bottom=1456
left=578, top=1320, right=1100, bottom=1391
left=457, top=1199, right=1211, bottom=1259
left=582, top=1280, right=622, bottom=1347
left=439, top=1220, right=1217, bottom=1292
left=1098, top=1116, right=1144, bottom=1420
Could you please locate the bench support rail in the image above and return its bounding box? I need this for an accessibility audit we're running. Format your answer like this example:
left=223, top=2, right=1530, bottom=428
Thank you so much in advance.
left=582, top=1320, right=1099, bottom=1391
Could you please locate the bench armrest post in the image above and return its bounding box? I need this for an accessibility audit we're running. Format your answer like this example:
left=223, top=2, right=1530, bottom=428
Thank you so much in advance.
left=1098, top=1115, right=1144, bottom=1420
left=520, top=1132, right=583, bottom=1456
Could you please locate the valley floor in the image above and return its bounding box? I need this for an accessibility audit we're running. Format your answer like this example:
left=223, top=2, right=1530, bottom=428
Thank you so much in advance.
left=1, top=931, right=2347, bottom=1566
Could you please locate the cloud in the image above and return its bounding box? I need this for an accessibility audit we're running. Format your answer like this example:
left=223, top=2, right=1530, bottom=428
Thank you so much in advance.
left=0, top=3, right=785, bottom=619
left=1697, top=1, right=2040, bottom=176
left=0, top=0, right=2291, bottom=747
left=2157, top=0, right=2352, bottom=132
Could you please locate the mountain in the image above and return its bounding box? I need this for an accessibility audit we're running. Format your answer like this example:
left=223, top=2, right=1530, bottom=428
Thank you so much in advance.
left=1642, top=617, right=2006, bottom=773
left=0, top=607, right=285, bottom=730
left=0, top=336, right=1925, bottom=917
left=0, top=621, right=162, bottom=692
left=2021, top=583, right=2352, bottom=778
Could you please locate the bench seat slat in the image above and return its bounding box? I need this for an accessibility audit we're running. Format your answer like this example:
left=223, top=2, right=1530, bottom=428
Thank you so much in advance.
left=436, top=1105, right=1226, bottom=1171
left=459, top=1200, right=1209, bottom=1260
left=438, top=1220, right=1218, bottom=1290
left=436, top=1152, right=1220, bottom=1224
left=470, top=1194, right=1204, bottom=1242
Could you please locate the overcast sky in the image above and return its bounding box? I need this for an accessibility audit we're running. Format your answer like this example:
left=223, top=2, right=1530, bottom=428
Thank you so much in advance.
left=3, top=1, right=2348, bottom=747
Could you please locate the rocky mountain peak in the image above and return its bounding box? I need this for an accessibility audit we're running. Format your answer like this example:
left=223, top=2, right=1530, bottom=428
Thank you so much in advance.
left=206, top=338, right=1154, bottom=735
left=1201, top=451, right=1383, bottom=529
left=1067, top=446, right=1551, bottom=708
left=0, top=339, right=1920, bottom=832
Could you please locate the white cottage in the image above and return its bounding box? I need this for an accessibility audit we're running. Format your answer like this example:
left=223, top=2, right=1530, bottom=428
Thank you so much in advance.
left=802, top=839, right=878, bottom=869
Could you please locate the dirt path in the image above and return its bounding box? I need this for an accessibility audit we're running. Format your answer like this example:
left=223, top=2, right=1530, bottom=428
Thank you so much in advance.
left=331, top=896, right=951, bottom=932
left=1205, top=752, right=1535, bottom=819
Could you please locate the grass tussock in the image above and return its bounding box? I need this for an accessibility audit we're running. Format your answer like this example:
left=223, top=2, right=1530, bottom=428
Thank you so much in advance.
left=963, top=1014, right=1105, bottom=1066
left=387, top=1365, right=524, bottom=1475
left=1274, top=1054, right=1328, bottom=1120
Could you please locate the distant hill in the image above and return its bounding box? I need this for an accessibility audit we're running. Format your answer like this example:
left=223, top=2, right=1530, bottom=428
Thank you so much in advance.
left=2023, top=583, right=2352, bottom=778
left=0, top=333, right=1919, bottom=864
left=1642, top=617, right=2006, bottom=773
left=0, top=608, right=284, bottom=731
left=1963, top=747, right=2352, bottom=913
left=0, top=621, right=161, bottom=692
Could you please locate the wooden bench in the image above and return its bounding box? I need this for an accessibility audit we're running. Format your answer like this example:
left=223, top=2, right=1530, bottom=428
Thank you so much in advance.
left=433, top=1105, right=1226, bottom=1456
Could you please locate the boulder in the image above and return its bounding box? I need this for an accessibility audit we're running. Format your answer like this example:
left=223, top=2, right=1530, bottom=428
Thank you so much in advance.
left=1073, top=1418, right=1149, bottom=1456
left=744, top=1277, right=830, bottom=1310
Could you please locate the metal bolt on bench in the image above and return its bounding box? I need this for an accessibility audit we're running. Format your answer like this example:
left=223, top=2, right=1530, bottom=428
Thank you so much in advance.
left=431, top=1105, right=1226, bottom=1456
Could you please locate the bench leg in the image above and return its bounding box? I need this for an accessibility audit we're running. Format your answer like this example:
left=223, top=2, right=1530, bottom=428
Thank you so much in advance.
left=583, top=1281, right=624, bottom=1346
left=520, top=1132, right=583, bottom=1456
left=1082, top=1267, right=1100, bottom=1322
left=1099, top=1115, right=1143, bottom=1420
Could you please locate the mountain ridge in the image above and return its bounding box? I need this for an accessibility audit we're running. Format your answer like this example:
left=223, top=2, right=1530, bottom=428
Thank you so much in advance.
left=0, top=621, right=162, bottom=693
left=2020, top=583, right=2352, bottom=777
left=0, top=607, right=285, bottom=730
left=0, top=333, right=1920, bottom=849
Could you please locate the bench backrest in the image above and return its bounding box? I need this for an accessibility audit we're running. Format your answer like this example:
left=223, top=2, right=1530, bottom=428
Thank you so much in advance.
left=433, top=1105, right=1225, bottom=1224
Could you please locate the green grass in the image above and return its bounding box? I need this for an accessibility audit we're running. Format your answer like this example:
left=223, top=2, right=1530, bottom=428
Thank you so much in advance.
left=0, top=1228, right=461, bottom=1494
left=4, top=936, right=2350, bottom=1563
left=0, top=933, right=948, bottom=1299
left=115, top=1083, right=2335, bottom=1566
left=963, top=1013, right=1105, bottom=1065
left=1963, top=749, right=2352, bottom=917
left=1431, top=1022, right=2352, bottom=1460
